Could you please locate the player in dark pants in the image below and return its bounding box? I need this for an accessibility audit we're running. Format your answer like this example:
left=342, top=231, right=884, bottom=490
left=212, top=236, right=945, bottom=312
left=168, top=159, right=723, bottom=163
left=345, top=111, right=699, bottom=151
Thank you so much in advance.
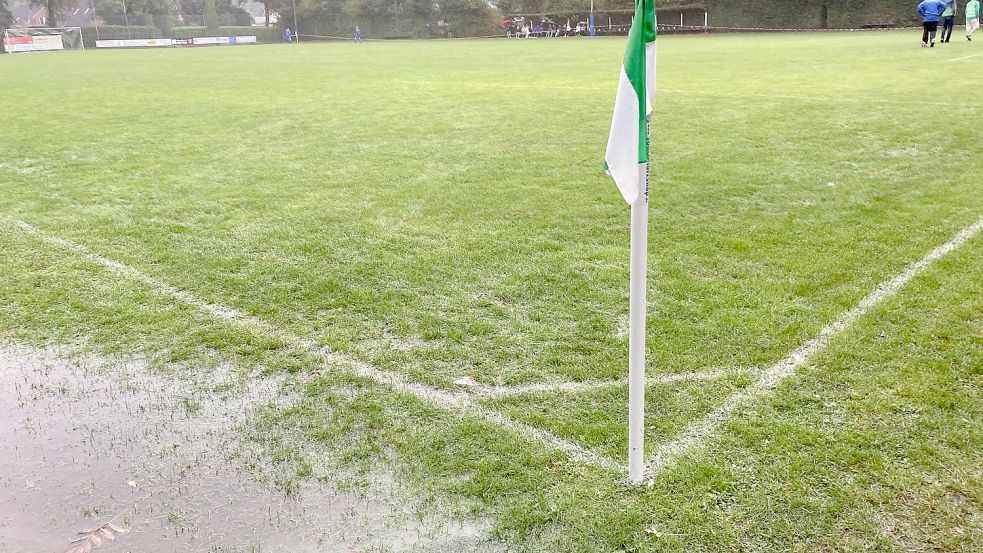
left=922, top=20, right=940, bottom=45
left=941, top=0, right=956, bottom=42
left=919, top=0, right=949, bottom=46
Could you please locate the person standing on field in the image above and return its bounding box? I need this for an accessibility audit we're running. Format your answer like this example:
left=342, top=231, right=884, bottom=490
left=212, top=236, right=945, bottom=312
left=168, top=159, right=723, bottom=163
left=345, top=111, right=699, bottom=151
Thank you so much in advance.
left=354, top=26, right=362, bottom=44
left=284, top=27, right=293, bottom=44
left=941, top=0, right=956, bottom=42
left=968, top=0, right=981, bottom=40
left=918, top=0, right=949, bottom=46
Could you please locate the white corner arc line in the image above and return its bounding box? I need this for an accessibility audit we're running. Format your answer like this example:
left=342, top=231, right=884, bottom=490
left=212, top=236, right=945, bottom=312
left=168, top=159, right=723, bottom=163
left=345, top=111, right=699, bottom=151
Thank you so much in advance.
left=643, top=214, right=983, bottom=485
left=14, top=221, right=617, bottom=471
left=474, top=368, right=737, bottom=398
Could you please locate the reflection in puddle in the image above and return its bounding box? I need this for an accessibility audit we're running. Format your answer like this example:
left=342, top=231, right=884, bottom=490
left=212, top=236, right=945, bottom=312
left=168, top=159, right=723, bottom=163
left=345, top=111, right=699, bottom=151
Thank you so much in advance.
left=0, top=344, right=497, bottom=552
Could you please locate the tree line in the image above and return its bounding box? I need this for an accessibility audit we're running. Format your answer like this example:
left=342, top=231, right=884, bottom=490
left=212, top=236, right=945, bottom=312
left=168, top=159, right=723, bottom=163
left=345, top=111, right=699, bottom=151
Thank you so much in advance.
left=4, top=0, right=922, bottom=38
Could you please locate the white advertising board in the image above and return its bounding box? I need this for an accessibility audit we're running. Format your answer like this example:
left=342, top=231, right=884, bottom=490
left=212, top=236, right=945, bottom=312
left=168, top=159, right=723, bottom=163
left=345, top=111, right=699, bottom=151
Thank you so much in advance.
left=95, top=38, right=174, bottom=48
left=191, top=36, right=258, bottom=45
left=192, top=36, right=235, bottom=45
left=2, top=34, right=64, bottom=52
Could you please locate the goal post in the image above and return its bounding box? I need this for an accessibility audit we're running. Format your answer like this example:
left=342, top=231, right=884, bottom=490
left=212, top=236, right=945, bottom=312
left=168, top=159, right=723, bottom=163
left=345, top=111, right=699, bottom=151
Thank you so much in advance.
left=2, top=27, right=84, bottom=53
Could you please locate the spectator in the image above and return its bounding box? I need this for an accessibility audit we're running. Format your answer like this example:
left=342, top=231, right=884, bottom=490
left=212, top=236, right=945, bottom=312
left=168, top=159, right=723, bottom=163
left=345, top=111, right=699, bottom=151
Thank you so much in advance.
left=968, top=0, right=981, bottom=40
left=284, top=27, right=292, bottom=44
left=918, top=0, right=948, bottom=46
left=941, top=0, right=956, bottom=43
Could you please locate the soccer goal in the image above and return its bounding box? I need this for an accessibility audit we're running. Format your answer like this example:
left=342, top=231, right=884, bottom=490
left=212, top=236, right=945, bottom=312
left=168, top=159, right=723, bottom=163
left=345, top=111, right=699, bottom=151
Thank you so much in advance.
left=2, top=27, right=84, bottom=53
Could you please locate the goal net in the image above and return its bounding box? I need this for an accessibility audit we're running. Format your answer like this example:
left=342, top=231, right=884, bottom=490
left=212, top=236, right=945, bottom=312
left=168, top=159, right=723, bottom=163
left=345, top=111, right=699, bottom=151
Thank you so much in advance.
left=2, top=27, right=83, bottom=53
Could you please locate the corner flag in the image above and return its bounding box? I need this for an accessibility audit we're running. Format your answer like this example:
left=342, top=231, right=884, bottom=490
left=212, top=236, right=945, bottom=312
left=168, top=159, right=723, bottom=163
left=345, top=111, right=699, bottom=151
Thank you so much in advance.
left=604, top=0, right=656, bottom=485
left=604, top=0, right=656, bottom=204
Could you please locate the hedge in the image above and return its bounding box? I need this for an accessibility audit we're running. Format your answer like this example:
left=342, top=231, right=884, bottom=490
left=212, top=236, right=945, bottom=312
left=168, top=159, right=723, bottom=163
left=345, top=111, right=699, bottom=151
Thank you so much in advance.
left=704, top=0, right=919, bottom=30
left=168, top=26, right=281, bottom=42
left=81, top=26, right=160, bottom=48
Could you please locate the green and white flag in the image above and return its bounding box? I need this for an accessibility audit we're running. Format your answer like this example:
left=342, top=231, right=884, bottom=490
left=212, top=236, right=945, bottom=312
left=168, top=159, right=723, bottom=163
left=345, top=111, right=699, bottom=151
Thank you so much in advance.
left=604, top=0, right=657, bottom=204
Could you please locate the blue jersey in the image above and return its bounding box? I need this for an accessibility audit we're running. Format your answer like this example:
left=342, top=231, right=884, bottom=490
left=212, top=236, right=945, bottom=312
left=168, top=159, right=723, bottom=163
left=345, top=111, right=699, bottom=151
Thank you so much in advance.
left=918, top=0, right=949, bottom=22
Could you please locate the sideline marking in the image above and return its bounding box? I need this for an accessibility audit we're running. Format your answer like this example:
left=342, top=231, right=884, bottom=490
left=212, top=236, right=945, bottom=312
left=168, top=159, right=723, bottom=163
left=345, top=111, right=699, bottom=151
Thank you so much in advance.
left=14, top=221, right=618, bottom=471
left=643, top=214, right=983, bottom=485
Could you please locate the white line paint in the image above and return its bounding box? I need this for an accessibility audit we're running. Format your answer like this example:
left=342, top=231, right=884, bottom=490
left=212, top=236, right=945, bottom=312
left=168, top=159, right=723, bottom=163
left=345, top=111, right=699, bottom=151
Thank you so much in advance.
left=462, top=400, right=620, bottom=470
left=643, top=214, right=983, bottom=485
left=474, top=369, right=736, bottom=398
left=946, top=53, right=982, bottom=62
left=15, top=221, right=616, bottom=470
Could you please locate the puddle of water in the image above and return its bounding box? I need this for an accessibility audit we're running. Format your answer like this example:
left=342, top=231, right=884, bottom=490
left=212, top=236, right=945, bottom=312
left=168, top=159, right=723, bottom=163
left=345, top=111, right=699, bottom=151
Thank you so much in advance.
left=0, top=343, right=499, bottom=553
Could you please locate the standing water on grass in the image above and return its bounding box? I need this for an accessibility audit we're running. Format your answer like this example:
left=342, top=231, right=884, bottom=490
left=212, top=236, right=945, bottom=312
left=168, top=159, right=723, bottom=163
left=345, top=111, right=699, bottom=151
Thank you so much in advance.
left=0, top=344, right=495, bottom=552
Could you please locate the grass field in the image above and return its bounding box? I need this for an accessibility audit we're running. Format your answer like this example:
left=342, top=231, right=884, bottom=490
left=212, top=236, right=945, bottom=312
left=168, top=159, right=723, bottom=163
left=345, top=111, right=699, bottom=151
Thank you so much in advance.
left=1, top=31, right=981, bottom=551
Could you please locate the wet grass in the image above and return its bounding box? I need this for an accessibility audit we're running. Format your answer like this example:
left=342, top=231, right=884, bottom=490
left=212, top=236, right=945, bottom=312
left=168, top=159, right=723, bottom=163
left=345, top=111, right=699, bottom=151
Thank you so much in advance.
left=251, top=236, right=983, bottom=551
left=1, top=31, right=981, bottom=551
left=478, top=374, right=753, bottom=460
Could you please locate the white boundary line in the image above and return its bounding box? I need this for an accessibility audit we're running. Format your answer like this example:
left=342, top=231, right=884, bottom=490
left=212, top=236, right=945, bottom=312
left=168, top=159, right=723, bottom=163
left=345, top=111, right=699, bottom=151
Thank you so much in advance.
left=14, top=221, right=618, bottom=471
left=643, top=214, right=983, bottom=485
left=946, top=53, right=982, bottom=62
left=473, top=368, right=736, bottom=398
left=14, top=214, right=982, bottom=480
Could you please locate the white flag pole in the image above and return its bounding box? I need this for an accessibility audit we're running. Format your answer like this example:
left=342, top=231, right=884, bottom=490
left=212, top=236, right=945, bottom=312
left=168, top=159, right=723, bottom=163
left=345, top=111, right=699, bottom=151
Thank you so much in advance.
left=627, top=123, right=650, bottom=485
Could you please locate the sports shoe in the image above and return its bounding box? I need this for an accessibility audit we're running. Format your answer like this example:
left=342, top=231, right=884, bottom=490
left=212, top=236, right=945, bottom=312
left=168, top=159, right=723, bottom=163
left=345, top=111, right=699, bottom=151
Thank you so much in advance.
left=931, top=40, right=936, bottom=47
left=969, top=35, right=974, bottom=42
left=922, top=42, right=928, bottom=47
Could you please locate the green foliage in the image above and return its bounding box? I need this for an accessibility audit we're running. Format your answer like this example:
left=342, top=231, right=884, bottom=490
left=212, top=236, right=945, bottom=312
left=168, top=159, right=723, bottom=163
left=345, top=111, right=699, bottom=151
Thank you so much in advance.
left=178, top=0, right=253, bottom=26
left=290, top=0, right=919, bottom=35
left=0, top=0, right=12, bottom=31
left=495, top=0, right=919, bottom=30
left=94, top=0, right=173, bottom=26
left=30, top=0, right=73, bottom=26
left=80, top=25, right=160, bottom=46
left=295, top=0, right=498, bottom=38
left=204, top=0, right=219, bottom=31
left=704, top=0, right=920, bottom=29
left=169, top=24, right=280, bottom=40
left=255, top=0, right=286, bottom=26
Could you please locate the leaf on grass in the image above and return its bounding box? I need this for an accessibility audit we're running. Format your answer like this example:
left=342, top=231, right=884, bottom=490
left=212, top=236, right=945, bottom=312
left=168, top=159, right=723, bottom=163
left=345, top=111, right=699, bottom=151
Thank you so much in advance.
left=64, top=520, right=128, bottom=553
left=107, top=522, right=129, bottom=533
